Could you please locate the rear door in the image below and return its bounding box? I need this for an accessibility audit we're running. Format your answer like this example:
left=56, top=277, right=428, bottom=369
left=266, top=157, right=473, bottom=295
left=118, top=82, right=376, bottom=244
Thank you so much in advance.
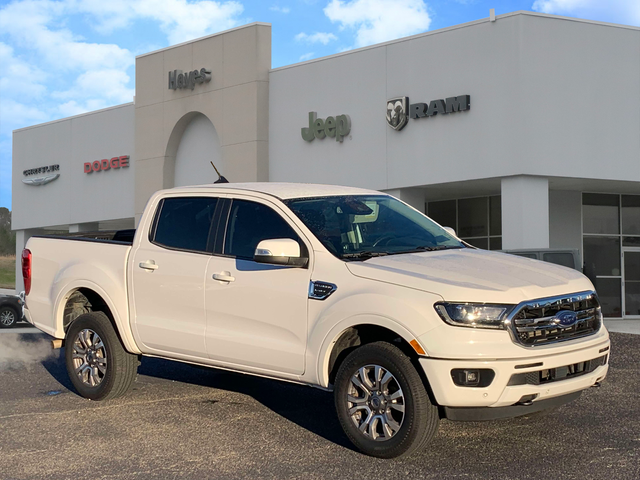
left=130, top=195, right=220, bottom=360
left=204, top=196, right=311, bottom=375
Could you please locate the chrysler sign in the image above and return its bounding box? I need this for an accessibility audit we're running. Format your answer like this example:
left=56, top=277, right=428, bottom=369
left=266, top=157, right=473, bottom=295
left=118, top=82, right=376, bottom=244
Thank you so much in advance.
left=386, top=94, right=470, bottom=131
left=22, top=164, right=60, bottom=186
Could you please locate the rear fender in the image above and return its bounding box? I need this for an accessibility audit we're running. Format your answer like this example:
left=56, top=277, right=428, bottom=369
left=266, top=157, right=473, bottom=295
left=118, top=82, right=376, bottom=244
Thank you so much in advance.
left=52, top=275, right=140, bottom=354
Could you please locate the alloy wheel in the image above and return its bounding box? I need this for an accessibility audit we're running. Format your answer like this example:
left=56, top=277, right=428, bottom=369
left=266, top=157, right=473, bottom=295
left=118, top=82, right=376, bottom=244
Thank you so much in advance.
left=347, top=364, right=405, bottom=441
left=71, top=329, right=107, bottom=387
left=0, top=309, right=15, bottom=326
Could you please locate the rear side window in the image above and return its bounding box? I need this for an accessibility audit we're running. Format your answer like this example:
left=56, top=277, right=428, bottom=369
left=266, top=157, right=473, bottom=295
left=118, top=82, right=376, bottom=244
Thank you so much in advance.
left=543, top=252, right=576, bottom=269
left=152, top=197, right=218, bottom=253
left=511, top=253, right=538, bottom=260
left=224, top=200, right=299, bottom=259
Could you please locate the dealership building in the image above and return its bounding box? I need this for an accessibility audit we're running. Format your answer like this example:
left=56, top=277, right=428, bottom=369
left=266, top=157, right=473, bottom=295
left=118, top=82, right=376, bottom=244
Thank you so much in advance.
left=11, top=11, right=640, bottom=319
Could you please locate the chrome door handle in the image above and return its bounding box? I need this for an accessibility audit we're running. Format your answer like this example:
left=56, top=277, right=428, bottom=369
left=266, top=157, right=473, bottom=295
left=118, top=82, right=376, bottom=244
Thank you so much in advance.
left=139, top=260, right=159, bottom=271
left=212, top=272, right=235, bottom=282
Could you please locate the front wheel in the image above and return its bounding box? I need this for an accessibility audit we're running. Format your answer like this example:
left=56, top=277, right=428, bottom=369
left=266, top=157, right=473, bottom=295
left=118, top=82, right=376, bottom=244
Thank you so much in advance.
left=334, top=341, right=439, bottom=458
left=0, top=305, right=19, bottom=328
left=65, top=312, right=139, bottom=400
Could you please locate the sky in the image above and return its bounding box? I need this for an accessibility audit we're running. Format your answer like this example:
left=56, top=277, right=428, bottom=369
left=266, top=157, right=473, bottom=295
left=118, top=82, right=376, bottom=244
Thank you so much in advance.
left=1, top=0, right=639, bottom=210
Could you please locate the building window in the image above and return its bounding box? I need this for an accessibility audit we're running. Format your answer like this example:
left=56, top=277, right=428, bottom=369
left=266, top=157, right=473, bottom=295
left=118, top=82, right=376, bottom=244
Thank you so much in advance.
left=428, top=195, right=501, bottom=250
left=582, top=193, right=640, bottom=318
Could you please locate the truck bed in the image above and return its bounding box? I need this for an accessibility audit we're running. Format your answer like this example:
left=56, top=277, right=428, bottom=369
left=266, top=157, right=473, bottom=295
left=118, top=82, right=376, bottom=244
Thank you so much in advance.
left=24, top=236, right=132, bottom=339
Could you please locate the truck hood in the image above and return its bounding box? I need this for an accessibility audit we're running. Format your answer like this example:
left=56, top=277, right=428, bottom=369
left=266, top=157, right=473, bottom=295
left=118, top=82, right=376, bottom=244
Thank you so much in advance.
left=345, top=248, right=593, bottom=304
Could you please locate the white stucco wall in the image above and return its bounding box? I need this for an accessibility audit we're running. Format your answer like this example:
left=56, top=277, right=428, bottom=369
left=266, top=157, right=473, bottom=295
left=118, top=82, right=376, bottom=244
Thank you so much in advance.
left=268, top=12, right=640, bottom=191
left=12, top=103, right=135, bottom=231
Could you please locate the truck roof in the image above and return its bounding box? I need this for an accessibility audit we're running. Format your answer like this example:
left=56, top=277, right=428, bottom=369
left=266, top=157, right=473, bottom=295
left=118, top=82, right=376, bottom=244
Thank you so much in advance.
left=178, top=182, right=383, bottom=200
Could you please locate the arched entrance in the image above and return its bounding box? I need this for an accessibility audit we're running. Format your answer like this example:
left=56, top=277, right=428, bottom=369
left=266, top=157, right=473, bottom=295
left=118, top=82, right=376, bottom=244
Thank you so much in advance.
left=164, top=112, right=222, bottom=189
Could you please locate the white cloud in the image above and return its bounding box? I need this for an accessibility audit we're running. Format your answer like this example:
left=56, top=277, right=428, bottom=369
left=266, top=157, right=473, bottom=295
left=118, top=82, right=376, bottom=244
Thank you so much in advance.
left=131, top=0, right=245, bottom=44
left=0, top=1, right=134, bottom=72
left=0, top=99, right=49, bottom=136
left=532, top=0, right=640, bottom=26
left=67, top=0, right=245, bottom=44
left=56, top=99, right=112, bottom=118
left=0, top=1, right=246, bottom=50
left=324, top=0, right=431, bottom=48
left=52, top=69, right=134, bottom=105
left=0, top=43, right=48, bottom=98
left=270, top=5, right=291, bottom=14
left=299, top=52, right=315, bottom=61
left=295, top=32, right=338, bottom=44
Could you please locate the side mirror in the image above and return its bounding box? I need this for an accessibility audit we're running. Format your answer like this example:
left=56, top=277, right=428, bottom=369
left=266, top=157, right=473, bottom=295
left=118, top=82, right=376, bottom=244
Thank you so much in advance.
left=254, top=238, right=308, bottom=267
left=443, top=226, right=457, bottom=237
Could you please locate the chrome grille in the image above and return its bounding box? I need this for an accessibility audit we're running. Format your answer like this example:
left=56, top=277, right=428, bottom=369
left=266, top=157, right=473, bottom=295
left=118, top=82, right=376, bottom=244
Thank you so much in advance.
left=508, top=291, right=602, bottom=347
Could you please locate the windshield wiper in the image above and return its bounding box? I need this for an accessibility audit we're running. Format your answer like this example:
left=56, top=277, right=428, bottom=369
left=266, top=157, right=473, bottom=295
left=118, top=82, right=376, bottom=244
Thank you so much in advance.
left=394, top=245, right=466, bottom=254
left=342, top=251, right=389, bottom=260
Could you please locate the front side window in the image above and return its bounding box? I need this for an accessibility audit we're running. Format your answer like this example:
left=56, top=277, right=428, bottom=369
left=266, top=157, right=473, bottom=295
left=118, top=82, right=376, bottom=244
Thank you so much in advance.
left=285, top=195, right=464, bottom=260
left=224, top=200, right=300, bottom=260
left=152, top=197, right=218, bottom=253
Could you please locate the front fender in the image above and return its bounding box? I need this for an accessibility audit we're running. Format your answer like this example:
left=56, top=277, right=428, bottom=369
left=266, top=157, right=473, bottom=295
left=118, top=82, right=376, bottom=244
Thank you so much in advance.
left=314, top=314, right=423, bottom=389
left=307, top=286, right=444, bottom=388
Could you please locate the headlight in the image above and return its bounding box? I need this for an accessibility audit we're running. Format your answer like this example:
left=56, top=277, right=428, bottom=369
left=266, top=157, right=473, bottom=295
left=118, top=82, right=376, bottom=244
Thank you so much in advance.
left=434, top=302, right=514, bottom=329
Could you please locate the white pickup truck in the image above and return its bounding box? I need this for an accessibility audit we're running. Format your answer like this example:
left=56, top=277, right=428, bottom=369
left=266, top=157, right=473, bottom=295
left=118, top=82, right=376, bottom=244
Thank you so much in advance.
left=23, top=183, right=610, bottom=458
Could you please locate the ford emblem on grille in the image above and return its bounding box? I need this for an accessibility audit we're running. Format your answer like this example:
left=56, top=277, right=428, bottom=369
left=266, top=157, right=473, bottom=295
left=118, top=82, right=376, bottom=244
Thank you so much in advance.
left=555, top=310, right=579, bottom=327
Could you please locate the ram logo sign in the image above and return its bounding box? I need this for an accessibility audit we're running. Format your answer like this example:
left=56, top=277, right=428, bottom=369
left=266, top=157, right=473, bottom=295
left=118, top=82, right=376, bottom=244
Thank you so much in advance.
left=386, top=97, right=409, bottom=131
left=386, top=94, right=470, bottom=131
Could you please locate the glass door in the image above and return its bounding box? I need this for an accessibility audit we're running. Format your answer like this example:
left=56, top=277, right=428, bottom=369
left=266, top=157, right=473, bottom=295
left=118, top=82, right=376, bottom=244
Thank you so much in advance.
left=623, top=248, right=640, bottom=317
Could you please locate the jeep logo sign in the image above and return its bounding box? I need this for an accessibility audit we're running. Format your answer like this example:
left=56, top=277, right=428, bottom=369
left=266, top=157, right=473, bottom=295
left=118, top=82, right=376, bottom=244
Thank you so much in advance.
left=168, top=68, right=211, bottom=90
left=301, top=112, right=351, bottom=142
left=386, top=94, right=470, bottom=130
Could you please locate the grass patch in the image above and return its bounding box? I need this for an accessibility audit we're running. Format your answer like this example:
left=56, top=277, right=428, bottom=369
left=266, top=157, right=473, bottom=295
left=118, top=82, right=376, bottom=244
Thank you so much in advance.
left=0, top=255, right=16, bottom=289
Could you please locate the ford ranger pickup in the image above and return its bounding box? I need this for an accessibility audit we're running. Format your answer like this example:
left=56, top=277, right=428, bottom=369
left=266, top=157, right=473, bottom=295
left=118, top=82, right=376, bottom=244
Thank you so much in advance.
left=22, top=183, right=610, bottom=458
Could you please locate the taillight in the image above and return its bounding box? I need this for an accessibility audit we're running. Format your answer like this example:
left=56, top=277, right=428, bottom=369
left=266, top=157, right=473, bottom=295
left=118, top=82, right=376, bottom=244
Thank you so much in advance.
left=22, top=248, right=32, bottom=295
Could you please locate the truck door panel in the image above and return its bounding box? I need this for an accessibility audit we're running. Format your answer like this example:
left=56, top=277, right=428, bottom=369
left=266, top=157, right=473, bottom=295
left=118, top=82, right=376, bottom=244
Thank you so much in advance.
left=131, top=196, right=218, bottom=359
left=205, top=198, right=310, bottom=374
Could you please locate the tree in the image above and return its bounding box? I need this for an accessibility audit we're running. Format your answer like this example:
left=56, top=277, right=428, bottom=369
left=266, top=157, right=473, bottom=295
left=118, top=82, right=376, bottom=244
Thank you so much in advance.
left=0, top=208, right=16, bottom=256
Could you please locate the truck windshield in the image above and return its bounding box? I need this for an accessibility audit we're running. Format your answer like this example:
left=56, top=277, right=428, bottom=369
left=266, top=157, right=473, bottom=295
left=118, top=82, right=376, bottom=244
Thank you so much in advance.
left=284, top=195, right=465, bottom=260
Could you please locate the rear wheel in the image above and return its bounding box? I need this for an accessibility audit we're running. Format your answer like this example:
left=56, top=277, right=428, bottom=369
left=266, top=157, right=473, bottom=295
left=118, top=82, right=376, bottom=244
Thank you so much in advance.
left=0, top=305, right=18, bottom=328
left=65, top=312, right=138, bottom=400
left=334, top=341, right=439, bottom=458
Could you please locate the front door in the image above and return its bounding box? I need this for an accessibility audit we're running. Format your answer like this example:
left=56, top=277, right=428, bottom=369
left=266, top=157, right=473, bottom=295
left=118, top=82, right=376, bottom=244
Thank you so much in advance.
left=204, top=198, right=311, bottom=375
left=131, top=195, right=219, bottom=359
left=623, top=248, right=640, bottom=317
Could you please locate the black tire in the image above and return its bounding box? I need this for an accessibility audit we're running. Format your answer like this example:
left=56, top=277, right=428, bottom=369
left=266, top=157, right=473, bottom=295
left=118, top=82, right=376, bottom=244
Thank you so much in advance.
left=65, top=312, right=139, bottom=400
left=334, top=341, right=439, bottom=458
left=0, top=305, right=19, bottom=328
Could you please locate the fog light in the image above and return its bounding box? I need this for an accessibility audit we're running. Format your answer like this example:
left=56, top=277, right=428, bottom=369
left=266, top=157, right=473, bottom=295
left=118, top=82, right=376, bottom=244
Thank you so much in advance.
left=451, top=368, right=495, bottom=387
left=465, top=370, right=479, bottom=385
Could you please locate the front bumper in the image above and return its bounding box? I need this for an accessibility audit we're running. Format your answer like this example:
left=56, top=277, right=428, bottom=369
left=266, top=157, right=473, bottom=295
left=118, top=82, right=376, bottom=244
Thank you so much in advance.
left=419, top=337, right=610, bottom=409
left=443, top=391, right=582, bottom=421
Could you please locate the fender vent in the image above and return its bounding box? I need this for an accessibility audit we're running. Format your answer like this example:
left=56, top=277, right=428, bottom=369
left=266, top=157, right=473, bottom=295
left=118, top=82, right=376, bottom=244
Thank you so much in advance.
left=309, top=281, right=337, bottom=300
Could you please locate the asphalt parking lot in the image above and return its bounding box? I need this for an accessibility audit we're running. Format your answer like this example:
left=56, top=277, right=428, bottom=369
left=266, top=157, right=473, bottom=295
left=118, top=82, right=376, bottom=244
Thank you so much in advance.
left=0, top=331, right=638, bottom=480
